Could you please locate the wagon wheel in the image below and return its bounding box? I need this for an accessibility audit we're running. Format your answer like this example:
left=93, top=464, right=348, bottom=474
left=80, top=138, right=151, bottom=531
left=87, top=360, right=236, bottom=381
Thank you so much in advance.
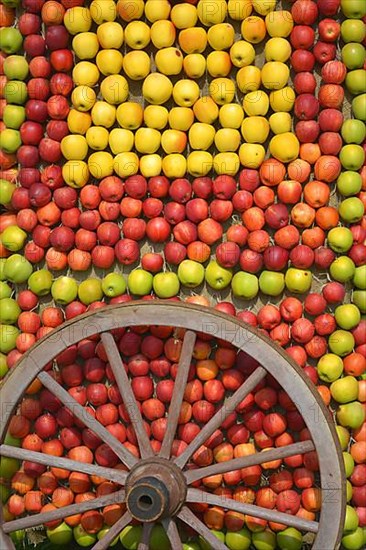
left=0, top=301, right=345, bottom=550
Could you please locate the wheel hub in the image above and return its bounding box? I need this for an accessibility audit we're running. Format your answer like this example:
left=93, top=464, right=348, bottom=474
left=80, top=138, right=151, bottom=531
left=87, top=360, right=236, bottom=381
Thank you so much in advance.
left=125, top=457, right=187, bottom=522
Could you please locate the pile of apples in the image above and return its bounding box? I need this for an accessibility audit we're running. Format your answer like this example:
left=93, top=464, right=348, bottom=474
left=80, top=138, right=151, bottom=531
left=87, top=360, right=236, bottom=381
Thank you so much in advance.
left=0, top=0, right=365, bottom=547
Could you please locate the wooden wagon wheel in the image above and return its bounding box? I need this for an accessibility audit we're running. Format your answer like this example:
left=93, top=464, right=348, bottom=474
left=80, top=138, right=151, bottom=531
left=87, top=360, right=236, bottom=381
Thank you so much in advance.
left=0, top=302, right=345, bottom=550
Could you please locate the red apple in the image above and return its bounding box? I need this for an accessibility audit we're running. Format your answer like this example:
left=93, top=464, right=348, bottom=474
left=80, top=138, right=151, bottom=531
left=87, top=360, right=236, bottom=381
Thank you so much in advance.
left=318, top=132, right=342, bottom=155
left=50, top=73, right=73, bottom=96
left=318, top=108, right=344, bottom=131
left=318, top=18, right=340, bottom=41
left=24, top=34, right=46, bottom=57
left=291, top=50, right=315, bottom=72
left=313, top=42, right=336, bottom=65
left=20, top=121, right=44, bottom=145
left=294, top=94, right=319, bottom=120
left=290, top=26, right=315, bottom=49
left=293, top=72, right=317, bottom=94
left=18, top=13, right=41, bottom=34
left=295, top=120, right=320, bottom=143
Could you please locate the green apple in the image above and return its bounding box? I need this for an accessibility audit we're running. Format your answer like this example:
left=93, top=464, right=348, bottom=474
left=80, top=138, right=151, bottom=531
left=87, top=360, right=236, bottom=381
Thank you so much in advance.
left=0, top=179, right=15, bottom=206
left=252, top=529, right=276, bottom=550
left=97, top=527, right=119, bottom=546
left=231, top=271, right=259, bottom=299
left=120, top=525, right=143, bottom=550
left=205, top=261, right=233, bottom=290
left=335, top=304, right=361, bottom=330
left=51, top=276, right=78, bottom=305
left=150, top=524, right=170, bottom=550
left=1, top=225, right=27, bottom=252
left=0, top=352, right=9, bottom=379
left=341, top=19, right=366, bottom=42
left=0, top=298, right=20, bottom=324
left=353, top=265, right=366, bottom=289
left=344, top=505, right=360, bottom=533
left=277, top=528, right=302, bottom=550
left=73, top=524, right=96, bottom=547
left=4, top=254, right=33, bottom=284
left=0, top=324, right=19, bottom=353
left=342, top=527, right=365, bottom=550
left=336, top=425, right=350, bottom=450
left=259, top=270, right=285, bottom=296
left=342, top=43, right=365, bottom=69
left=0, top=129, right=21, bottom=154
left=0, top=483, right=10, bottom=504
left=285, top=268, right=312, bottom=294
left=0, top=28, right=23, bottom=54
left=337, top=401, right=365, bottom=429
left=346, top=69, right=366, bottom=95
left=128, top=269, right=153, bottom=296
left=341, top=0, right=366, bottom=18
left=346, top=480, right=353, bottom=502
left=101, top=273, right=126, bottom=297
left=1, top=0, right=20, bottom=7
left=0, top=456, right=20, bottom=479
left=183, top=543, right=201, bottom=550
left=3, top=56, right=28, bottom=80
left=153, top=272, right=180, bottom=298
left=352, top=290, right=366, bottom=313
left=47, top=522, right=73, bottom=545
left=328, top=329, right=355, bottom=356
left=78, top=278, right=103, bottom=305
left=4, top=432, right=20, bottom=447
left=352, top=94, right=366, bottom=121
left=339, top=144, right=365, bottom=170
left=3, top=105, right=26, bottom=130
left=328, top=227, right=354, bottom=253
left=341, top=119, right=366, bottom=144
left=178, top=259, right=205, bottom=288
left=4, top=80, right=28, bottom=105
left=317, top=353, right=344, bottom=382
left=225, top=528, right=251, bottom=550
left=28, top=269, right=53, bottom=296
left=331, top=376, right=359, bottom=403
left=199, top=530, right=226, bottom=549
left=0, top=258, right=6, bottom=281
left=10, top=530, right=24, bottom=544
left=337, top=171, right=362, bottom=196
left=330, top=256, right=356, bottom=282
left=0, top=281, right=12, bottom=300
left=343, top=451, right=355, bottom=478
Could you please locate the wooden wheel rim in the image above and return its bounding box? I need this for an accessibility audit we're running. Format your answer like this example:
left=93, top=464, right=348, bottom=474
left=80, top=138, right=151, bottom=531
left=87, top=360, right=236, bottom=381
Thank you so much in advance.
left=0, top=301, right=345, bottom=550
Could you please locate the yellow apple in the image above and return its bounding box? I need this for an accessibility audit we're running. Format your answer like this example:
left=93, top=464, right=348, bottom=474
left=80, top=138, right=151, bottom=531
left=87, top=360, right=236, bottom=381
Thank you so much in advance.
left=187, top=151, right=213, bottom=176
left=269, top=86, right=295, bottom=112
left=239, top=143, right=266, bottom=168
left=139, top=154, right=162, bottom=177
left=62, top=160, right=89, bottom=188
left=72, top=32, right=99, bottom=60
left=90, top=0, right=116, bottom=23
left=265, top=37, right=292, bottom=62
left=61, top=135, right=88, bottom=160
left=209, top=77, right=236, bottom=105
left=100, top=75, right=129, bottom=104
left=97, top=22, right=124, bottom=49
left=71, top=85, right=96, bottom=112
left=109, top=128, right=134, bottom=154
left=215, top=128, right=241, bottom=151
left=265, top=10, right=294, bottom=37
left=230, top=40, right=255, bottom=67
left=86, top=126, right=110, bottom=151
left=96, top=50, right=124, bottom=76
left=72, top=62, right=100, bottom=86
left=88, top=151, right=114, bottom=179
left=241, top=116, right=270, bottom=143
left=189, top=122, right=216, bottom=150
left=161, top=129, right=187, bottom=154
left=213, top=152, right=240, bottom=175
left=269, top=132, right=300, bottom=163
left=113, top=152, right=139, bottom=177
left=241, top=15, right=266, bottom=43
left=193, top=96, right=219, bottom=123
left=142, top=73, right=173, bottom=105
left=243, top=90, right=269, bottom=116
left=155, top=47, right=184, bottom=75
left=183, top=54, right=207, bottom=79
left=197, top=0, right=227, bottom=25
left=150, top=20, right=176, bottom=48
left=170, top=3, right=198, bottom=28
left=117, top=0, right=144, bottom=21
left=116, top=102, right=143, bottom=129
left=208, top=23, right=235, bottom=50
left=91, top=101, right=116, bottom=128
left=67, top=109, right=91, bottom=134
left=144, top=0, right=171, bottom=22
left=261, top=61, right=290, bottom=90
left=219, top=103, right=244, bottom=128
left=228, top=0, right=252, bottom=20
left=64, top=7, right=92, bottom=34
left=135, top=128, right=161, bottom=154
left=269, top=112, right=292, bottom=134
left=144, top=105, right=168, bottom=130
left=252, top=0, right=276, bottom=15
left=236, top=65, right=261, bottom=93
left=124, top=21, right=150, bottom=49
left=173, top=79, right=200, bottom=107
left=178, top=27, right=208, bottom=54
left=162, top=154, right=187, bottom=178
left=168, top=107, right=194, bottom=131
left=206, top=51, right=232, bottom=77
left=123, top=51, right=150, bottom=80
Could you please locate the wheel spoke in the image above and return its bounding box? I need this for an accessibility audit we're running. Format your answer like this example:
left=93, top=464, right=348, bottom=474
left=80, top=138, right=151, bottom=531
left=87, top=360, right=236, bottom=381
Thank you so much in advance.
left=160, top=330, right=196, bottom=459
left=162, top=518, right=183, bottom=549
left=175, top=366, right=266, bottom=469
left=91, top=510, right=132, bottom=550
left=178, top=506, right=229, bottom=550
left=38, top=371, right=137, bottom=469
left=3, top=489, right=125, bottom=533
left=101, top=333, right=153, bottom=459
left=0, top=444, right=127, bottom=485
left=184, top=440, right=315, bottom=484
left=186, top=489, right=319, bottom=533
left=137, top=522, right=154, bottom=550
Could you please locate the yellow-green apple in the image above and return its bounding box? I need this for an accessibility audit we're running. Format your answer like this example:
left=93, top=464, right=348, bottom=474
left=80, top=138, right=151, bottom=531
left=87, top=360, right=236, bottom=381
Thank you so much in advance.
left=4, top=81, right=28, bottom=105
left=252, top=0, right=276, bottom=14
left=208, top=23, right=235, bottom=50
left=134, top=128, right=161, bottom=154
left=259, top=270, right=285, bottom=296
left=124, top=21, right=150, bottom=48
left=205, top=260, right=233, bottom=290
left=183, top=54, right=207, bottom=79
left=269, top=112, right=292, bottom=134
left=86, top=126, right=109, bottom=151
left=72, top=32, right=99, bottom=60
left=265, top=37, right=292, bottom=62
left=139, top=154, right=162, bottom=177
left=243, top=90, right=269, bottom=115
left=284, top=267, right=312, bottom=293
left=0, top=28, right=23, bottom=55
left=97, top=22, right=124, bottom=49
left=128, top=269, right=153, bottom=296
left=170, top=3, right=198, bottom=28
left=117, top=0, right=144, bottom=22
left=4, top=254, right=32, bottom=284
left=187, top=151, right=213, bottom=176
left=236, top=65, right=261, bottom=92
left=0, top=180, right=15, bottom=207
left=113, top=152, right=139, bottom=177
left=2, top=105, right=25, bottom=130
left=123, top=51, right=150, bottom=80
left=265, top=10, right=294, bottom=37
left=116, top=102, right=143, bottom=129
left=161, top=130, right=187, bottom=154
left=213, top=152, right=240, bottom=175
left=142, top=73, right=173, bottom=105
left=178, top=260, right=205, bottom=287
left=3, top=56, right=28, bottom=80
left=173, top=79, right=200, bottom=107
left=189, top=122, right=216, bottom=150
left=178, top=27, right=208, bottom=54
left=269, top=86, right=296, bottom=112
left=228, top=0, right=253, bottom=19
left=67, top=109, right=92, bottom=134
left=61, top=135, right=88, bottom=160
left=71, top=85, right=96, bottom=112
left=193, top=96, right=219, bottom=123
left=261, top=61, right=290, bottom=90
left=239, top=143, right=265, bottom=168
left=331, top=376, right=359, bottom=404
left=241, top=116, right=270, bottom=143
left=215, top=128, right=241, bottom=151
left=144, top=0, right=171, bottom=22
left=150, top=20, right=176, bottom=48
left=206, top=51, right=232, bottom=77
left=0, top=226, right=27, bottom=252
left=219, top=103, right=244, bottom=128
left=155, top=47, right=183, bottom=75
left=102, top=273, right=126, bottom=298
left=88, top=151, right=114, bottom=179
left=144, top=105, right=169, bottom=130
left=230, top=40, right=255, bottom=67
left=197, top=0, right=228, bottom=25
left=109, top=128, right=134, bottom=154
left=168, top=107, right=194, bottom=131
left=64, top=7, right=92, bottom=34
left=232, top=271, right=259, bottom=298
left=0, top=130, right=21, bottom=154
left=62, top=160, right=89, bottom=188
left=337, top=402, right=365, bottom=429
left=161, top=154, right=187, bottom=178
left=90, top=0, right=117, bottom=23
left=91, top=101, right=116, bottom=128
left=100, top=74, right=129, bottom=104
left=153, top=272, right=180, bottom=298
left=73, top=61, right=100, bottom=86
